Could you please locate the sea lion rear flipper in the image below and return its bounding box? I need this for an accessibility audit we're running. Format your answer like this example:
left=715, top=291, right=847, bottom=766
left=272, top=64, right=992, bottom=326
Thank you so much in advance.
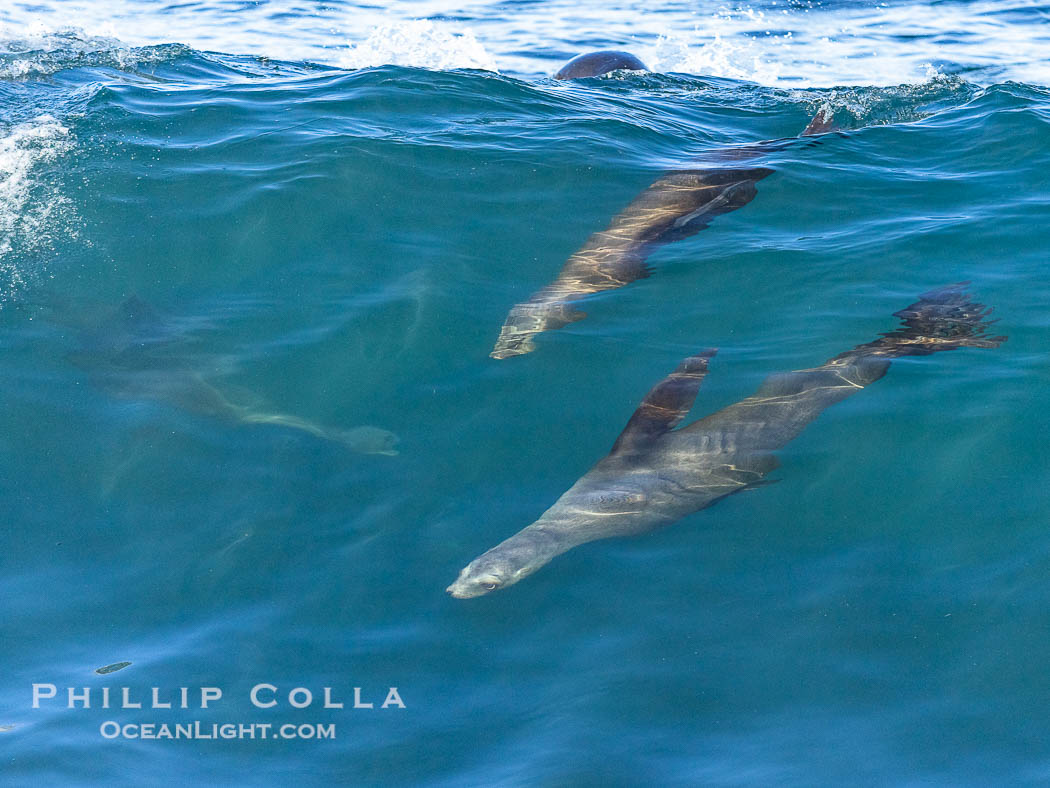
left=611, top=349, right=716, bottom=455
left=840, top=283, right=1008, bottom=361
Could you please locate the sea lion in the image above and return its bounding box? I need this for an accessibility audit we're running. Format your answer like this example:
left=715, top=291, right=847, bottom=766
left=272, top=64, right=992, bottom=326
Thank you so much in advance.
left=490, top=109, right=835, bottom=360
left=450, top=284, right=1004, bottom=597
left=554, top=50, right=648, bottom=80
left=70, top=296, right=400, bottom=455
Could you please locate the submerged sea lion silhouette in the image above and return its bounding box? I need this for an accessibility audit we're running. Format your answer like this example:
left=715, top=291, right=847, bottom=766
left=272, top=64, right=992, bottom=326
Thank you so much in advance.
left=490, top=51, right=834, bottom=359
left=451, top=285, right=1004, bottom=597
left=70, top=296, right=400, bottom=455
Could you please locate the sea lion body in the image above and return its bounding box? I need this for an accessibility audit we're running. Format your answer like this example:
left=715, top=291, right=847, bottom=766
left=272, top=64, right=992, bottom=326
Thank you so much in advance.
left=490, top=110, right=834, bottom=359
left=451, top=285, right=1005, bottom=597
left=72, top=296, right=400, bottom=455
left=492, top=49, right=835, bottom=359
left=491, top=164, right=771, bottom=358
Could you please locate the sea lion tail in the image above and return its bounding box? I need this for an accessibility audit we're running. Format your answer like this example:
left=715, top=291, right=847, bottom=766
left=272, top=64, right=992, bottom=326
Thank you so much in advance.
left=857, top=283, right=1007, bottom=358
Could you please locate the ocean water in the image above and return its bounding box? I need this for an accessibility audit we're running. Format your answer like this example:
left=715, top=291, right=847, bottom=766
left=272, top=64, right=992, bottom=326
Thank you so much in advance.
left=2, top=1, right=1050, bottom=784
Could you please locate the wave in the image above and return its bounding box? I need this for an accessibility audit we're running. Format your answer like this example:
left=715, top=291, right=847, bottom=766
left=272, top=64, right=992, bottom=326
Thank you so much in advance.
left=3, top=1, right=1050, bottom=87
left=0, top=21, right=1040, bottom=312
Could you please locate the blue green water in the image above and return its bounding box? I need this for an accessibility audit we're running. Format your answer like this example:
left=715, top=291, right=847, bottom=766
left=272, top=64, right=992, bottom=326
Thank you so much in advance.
left=3, top=2, right=1050, bottom=784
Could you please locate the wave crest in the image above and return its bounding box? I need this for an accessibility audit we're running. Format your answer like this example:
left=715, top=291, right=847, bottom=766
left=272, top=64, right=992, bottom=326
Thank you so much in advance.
left=0, top=25, right=189, bottom=80
left=340, top=20, right=498, bottom=73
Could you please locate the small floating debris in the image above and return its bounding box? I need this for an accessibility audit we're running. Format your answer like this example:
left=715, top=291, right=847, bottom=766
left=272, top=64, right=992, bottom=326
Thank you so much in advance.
left=95, top=661, right=132, bottom=675
left=0, top=724, right=15, bottom=732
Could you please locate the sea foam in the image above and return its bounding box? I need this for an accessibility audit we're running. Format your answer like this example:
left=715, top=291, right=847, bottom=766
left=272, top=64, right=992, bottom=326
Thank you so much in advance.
left=340, top=20, right=499, bottom=72
left=0, top=115, right=74, bottom=304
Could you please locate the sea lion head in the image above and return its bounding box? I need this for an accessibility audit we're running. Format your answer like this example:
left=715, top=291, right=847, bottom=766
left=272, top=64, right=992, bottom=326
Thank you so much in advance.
left=446, top=524, right=564, bottom=598
left=489, top=325, right=537, bottom=360
left=491, top=302, right=586, bottom=359
left=554, top=50, right=647, bottom=80
left=448, top=479, right=659, bottom=598
left=446, top=548, right=525, bottom=598
left=339, top=425, right=401, bottom=455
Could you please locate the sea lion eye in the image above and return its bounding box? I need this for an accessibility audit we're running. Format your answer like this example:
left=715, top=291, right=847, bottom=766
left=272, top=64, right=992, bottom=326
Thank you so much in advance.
left=483, top=582, right=497, bottom=590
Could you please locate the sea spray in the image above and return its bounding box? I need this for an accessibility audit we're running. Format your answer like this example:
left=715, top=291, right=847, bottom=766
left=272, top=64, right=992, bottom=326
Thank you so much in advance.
left=0, top=114, right=73, bottom=304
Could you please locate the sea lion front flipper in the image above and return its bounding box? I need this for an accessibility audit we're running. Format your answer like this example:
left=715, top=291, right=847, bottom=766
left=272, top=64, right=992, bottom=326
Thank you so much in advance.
left=741, top=478, right=780, bottom=490
left=657, top=178, right=762, bottom=243
left=611, top=349, right=716, bottom=455
left=801, top=107, right=837, bottom=136
left=715, top=452, right=781, bottom=489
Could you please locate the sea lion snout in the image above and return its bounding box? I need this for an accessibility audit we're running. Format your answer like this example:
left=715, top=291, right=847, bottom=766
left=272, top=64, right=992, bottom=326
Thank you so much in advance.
left=446, top=574, right=497, bottom=599
left=445, top=582, right=472, bottom=599
left=447, top=551, right=521, bottom=598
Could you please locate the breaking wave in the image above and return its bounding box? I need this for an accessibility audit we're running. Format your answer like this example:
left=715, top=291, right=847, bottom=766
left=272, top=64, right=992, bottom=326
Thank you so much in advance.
left=0, top=115, right=74, bottom=304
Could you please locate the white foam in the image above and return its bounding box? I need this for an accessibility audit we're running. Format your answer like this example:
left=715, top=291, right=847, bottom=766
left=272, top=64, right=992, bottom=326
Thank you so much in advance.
left=634, top=0, right=1050, bottom=87
left=0, top=21, right=188, bottom=80
left=340, top=20, right=499, bottom=72
left=0, top=20, right=121, bottom=54
left=648, top=28, right=786, bottom=85
left=0, top=116, right=74, bottom=304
